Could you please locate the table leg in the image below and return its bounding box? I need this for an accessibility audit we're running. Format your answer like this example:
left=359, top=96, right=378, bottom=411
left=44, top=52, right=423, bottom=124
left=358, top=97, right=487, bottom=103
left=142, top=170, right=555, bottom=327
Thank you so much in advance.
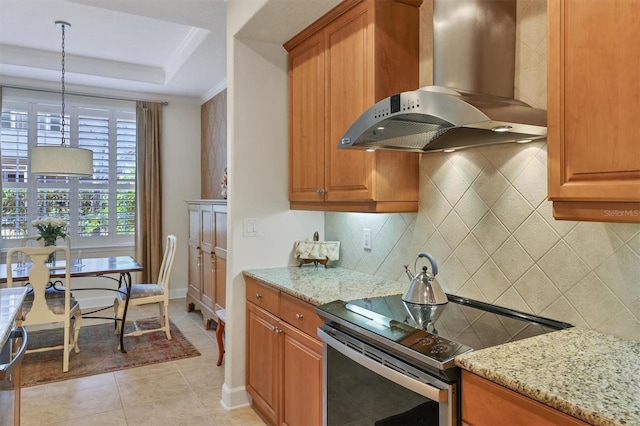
left=119, top=272, right=132, bottom=353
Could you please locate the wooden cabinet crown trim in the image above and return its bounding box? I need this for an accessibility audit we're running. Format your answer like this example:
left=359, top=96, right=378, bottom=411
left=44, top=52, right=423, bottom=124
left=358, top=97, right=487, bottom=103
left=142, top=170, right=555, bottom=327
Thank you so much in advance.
left=284, top=0, right=423, bottom=51
left=284, top=0, right=363, bottom=51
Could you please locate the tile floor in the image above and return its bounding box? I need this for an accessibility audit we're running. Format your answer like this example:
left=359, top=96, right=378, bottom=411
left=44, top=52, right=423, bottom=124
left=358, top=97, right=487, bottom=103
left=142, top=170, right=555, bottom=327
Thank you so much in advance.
left=20, top=298, right=266, bottom=426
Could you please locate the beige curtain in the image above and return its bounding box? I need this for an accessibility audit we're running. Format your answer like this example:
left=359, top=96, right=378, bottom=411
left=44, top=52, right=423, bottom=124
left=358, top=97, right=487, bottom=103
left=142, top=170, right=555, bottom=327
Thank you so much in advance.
left=0, top=86, right=3, bottom=212
left=135, top=101, right=163, bottom=283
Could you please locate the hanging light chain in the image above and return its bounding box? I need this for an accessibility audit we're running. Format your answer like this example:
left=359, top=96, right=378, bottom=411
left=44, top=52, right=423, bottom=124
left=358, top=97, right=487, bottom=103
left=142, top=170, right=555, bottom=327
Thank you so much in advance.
left=57, top=21, right=70, bottom=147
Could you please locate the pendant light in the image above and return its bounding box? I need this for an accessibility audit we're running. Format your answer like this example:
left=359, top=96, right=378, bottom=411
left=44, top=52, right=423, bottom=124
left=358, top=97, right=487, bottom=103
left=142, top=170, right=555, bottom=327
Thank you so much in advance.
left=31, top=21, right=93, bottom=177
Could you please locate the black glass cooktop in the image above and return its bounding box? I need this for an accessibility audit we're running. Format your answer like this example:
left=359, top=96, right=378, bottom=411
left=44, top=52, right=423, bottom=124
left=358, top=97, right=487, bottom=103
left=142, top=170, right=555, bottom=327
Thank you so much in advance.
left=317, top=294, right=572, bottom=370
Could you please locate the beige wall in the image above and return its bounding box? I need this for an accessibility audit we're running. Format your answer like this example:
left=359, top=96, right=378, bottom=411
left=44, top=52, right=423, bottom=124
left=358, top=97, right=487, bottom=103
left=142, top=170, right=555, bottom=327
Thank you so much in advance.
left=201, top=89, right=228, bottom=199
left=325, top=0, right=640, bottom=341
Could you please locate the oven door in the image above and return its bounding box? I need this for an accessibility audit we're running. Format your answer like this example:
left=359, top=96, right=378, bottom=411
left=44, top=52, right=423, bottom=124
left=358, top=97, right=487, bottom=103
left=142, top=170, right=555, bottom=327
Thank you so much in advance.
left=319, top=326, right=457, bottom=426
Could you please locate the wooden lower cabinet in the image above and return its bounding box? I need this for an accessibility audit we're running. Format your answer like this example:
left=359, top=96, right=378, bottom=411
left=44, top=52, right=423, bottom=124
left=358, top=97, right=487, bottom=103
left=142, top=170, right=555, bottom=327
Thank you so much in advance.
left=245, top=277, right=323, bottom=426
left=247, top=302, right=280, bottom=425
left=186, top=201, right=227, bottom=328
left=461, top=370, right=589, bottom=426
left=280, top=320, right=322, bottom=426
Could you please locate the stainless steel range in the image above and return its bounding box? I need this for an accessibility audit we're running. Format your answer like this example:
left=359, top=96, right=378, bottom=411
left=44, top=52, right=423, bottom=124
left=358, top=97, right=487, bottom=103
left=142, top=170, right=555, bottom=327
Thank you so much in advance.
left=316, top=293, right=572, bottom=426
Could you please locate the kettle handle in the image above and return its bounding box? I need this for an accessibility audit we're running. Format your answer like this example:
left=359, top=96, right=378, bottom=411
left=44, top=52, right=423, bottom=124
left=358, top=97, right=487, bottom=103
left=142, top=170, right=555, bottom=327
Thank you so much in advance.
left=416, top=252, right=438, bottom=276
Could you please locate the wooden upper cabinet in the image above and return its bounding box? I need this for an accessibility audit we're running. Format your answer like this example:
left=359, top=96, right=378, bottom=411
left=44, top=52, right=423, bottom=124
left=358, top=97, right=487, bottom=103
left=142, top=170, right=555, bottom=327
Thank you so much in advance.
left=286, top=0, right=421, bottom=213
left=547, top=0, right=640, bottom=223
left=288, top=31, right=326, bottom=204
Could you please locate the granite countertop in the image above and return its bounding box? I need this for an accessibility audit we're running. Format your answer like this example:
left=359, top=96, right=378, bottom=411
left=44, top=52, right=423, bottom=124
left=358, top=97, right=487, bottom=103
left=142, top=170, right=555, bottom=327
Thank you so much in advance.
left=243, top=266, right=407, bottom=306
left=0, top=287, right=28, bottom=348
left=455, top=327, right=640, bottom=426
left=244, top=266, right=639, bottom=426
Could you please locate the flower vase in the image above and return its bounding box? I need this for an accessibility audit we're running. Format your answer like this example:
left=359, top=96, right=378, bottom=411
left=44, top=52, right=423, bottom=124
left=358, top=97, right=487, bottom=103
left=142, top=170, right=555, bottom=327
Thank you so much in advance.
left=43, top=238, right=56, bottom=265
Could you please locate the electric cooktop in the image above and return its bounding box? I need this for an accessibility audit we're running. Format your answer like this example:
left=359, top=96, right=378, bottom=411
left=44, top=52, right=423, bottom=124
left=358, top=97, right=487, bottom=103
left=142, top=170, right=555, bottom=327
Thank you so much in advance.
left=317, top=293, right=572, bottom=371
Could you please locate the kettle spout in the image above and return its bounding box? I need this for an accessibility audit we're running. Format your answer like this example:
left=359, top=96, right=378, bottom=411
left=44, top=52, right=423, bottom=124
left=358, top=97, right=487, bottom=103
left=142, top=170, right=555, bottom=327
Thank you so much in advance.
left=403, top=265, right=414, bottom=281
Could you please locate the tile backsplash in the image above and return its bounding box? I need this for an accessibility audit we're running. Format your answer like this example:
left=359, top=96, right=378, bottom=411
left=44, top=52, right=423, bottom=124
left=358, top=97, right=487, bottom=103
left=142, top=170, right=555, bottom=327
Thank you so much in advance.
left=325, top=0, right=640, bottom=341
left=326, top=145, right=640, bottom=341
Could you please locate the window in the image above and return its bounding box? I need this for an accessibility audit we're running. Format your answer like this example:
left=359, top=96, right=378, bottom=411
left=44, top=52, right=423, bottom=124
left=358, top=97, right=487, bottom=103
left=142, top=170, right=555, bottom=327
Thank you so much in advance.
left=1, top=88, right=136, bottom=248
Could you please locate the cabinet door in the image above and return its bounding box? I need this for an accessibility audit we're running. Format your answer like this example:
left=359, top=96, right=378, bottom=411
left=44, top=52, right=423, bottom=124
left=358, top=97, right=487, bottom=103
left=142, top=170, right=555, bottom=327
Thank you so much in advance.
left=280, top=320, right=323, bottom=426
left=200, top=204, right=214, bottom=253
left=246, top=302, right=280, bottom=426
left=548, top=0, right=640, bottom=218
left=187, top=205, right=201, bottom=300
left=214, top=205, right=227, bottom=251
left=213, top=204, right=227, bottom=310
left=214, top=255, right=226, bottom=310
left=324, top=2, right=375, bottom=202
left=200, top=205, right=215, bottom=308
left=288, top=31, right=326, bottom=202
left=201, top=251, right=215, bottom=309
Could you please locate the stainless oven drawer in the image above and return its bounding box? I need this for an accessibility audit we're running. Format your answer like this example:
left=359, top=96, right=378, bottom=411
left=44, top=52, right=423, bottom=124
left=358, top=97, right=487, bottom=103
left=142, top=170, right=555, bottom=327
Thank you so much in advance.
left=319, top=326, right=457, bottom=426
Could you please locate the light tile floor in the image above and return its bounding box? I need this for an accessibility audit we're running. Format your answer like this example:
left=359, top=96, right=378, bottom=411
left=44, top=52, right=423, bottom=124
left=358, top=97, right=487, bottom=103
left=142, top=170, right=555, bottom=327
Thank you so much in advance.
left=20, top=298, right=266, bottom=426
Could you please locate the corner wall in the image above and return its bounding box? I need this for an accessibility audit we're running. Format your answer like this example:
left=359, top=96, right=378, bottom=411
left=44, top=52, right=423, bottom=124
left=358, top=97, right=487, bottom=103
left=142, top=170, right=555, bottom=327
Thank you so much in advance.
left=223, top=1, right=325, bottom=409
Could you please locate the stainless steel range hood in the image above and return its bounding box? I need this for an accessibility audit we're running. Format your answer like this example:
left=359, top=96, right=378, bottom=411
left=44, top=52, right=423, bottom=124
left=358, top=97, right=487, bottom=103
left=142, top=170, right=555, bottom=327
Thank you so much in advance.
left=338, top=0, right=547, bottom=153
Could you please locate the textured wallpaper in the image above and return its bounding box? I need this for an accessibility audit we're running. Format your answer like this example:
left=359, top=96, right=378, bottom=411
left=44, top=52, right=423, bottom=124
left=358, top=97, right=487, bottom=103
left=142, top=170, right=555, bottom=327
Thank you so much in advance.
left=325, top=0, right=640, bottom=341
left=201, top=89, right=227, bottom=199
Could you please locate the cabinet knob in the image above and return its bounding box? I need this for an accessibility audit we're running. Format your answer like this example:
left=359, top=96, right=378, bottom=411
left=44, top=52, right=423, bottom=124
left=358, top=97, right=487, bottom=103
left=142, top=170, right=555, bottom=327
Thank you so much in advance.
left=255, top=293, right=262, bottom=300
left=316, top=189, right=326, bottom=194
left=275, top=327, right=282, bottom=335
left=295, top=313, right=304, bottom=320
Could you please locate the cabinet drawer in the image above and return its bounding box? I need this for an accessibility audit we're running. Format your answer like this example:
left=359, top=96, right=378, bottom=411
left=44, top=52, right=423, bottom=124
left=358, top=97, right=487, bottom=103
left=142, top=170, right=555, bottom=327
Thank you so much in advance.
left=246, top=277, right=279, bottom=315
left=280, top=292, right=323, bottom=339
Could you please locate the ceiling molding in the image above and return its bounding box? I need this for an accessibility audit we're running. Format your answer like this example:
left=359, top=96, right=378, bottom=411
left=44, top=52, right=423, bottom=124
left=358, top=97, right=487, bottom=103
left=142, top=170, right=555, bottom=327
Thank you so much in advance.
left=164, top=27, right=210, bottom=83
left=202, top=78, right=227, bottom=104
left=1, top=44, right=165, bottom=84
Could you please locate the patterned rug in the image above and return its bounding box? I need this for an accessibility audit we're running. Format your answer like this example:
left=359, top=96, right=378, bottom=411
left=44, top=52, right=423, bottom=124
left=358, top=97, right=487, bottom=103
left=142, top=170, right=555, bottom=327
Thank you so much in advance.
left=22, top=319, right=200, bottom=387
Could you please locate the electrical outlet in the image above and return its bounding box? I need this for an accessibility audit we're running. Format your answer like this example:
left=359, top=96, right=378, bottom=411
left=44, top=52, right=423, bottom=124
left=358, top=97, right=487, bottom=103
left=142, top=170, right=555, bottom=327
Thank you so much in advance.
left=363, top=228, right=372, bottom=249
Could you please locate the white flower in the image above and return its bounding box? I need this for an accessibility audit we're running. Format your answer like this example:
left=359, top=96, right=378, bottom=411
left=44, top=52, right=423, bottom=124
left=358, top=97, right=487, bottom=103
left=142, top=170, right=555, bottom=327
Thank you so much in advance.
left=31, top=217, right=68, bottom=241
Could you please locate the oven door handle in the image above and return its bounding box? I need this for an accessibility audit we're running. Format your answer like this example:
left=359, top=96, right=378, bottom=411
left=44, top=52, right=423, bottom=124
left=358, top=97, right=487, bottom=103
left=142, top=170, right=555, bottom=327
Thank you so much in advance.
left=319, top=329, right=448, bottom=403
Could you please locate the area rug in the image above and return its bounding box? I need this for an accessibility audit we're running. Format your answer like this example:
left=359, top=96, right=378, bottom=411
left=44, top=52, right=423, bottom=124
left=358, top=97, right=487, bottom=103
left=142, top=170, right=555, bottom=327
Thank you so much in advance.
left=22, top=319, right=200, bottom=387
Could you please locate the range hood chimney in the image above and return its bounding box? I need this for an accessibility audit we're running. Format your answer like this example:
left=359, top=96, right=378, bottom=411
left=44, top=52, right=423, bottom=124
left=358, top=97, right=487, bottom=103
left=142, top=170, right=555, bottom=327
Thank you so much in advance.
left=338, top=0, right=547, bottom=153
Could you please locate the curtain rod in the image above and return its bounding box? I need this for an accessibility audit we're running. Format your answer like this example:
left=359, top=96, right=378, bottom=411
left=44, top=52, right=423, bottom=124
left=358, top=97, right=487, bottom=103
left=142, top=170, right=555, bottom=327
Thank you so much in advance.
left=2, top=84, right=168, bottom=106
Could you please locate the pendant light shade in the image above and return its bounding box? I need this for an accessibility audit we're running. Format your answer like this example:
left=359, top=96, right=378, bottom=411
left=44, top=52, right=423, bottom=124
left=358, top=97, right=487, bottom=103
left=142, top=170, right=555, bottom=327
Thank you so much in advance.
left=31, top=21, right=93, bottom=177
left=31, top=145, right=94, bottom=176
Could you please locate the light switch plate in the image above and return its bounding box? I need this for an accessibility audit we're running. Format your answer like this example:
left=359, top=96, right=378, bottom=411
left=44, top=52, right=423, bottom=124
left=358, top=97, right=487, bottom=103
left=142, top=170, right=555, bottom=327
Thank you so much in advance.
left=243, top=218, right=260, bottom=237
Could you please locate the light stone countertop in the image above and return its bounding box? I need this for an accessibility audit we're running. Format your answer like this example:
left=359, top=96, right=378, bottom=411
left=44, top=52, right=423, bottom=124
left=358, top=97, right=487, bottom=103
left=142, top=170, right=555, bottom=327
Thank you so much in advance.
left=0, top=287, right=28, bottom=349
left=243, top=266, right=407, bottom=306
left=455, top=327, right=640, bottom=426
left=244, top=267, right=639, bottom=426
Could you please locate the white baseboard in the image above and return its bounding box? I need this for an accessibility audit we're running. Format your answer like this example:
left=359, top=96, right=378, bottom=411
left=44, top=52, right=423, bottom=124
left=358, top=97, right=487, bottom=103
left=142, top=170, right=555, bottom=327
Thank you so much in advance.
left=220, top=382, right=251, bottom=410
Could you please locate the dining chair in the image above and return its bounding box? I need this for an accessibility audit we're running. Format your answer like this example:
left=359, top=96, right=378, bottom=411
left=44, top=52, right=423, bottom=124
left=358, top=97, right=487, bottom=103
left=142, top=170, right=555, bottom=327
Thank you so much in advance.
left=113, top=234, right=177, bottom=340
left=5, top=245, right=82, bottom=372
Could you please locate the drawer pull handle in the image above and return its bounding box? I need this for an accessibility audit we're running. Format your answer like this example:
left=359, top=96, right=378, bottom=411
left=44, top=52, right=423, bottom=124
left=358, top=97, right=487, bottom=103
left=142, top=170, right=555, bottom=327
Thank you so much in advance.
left=295, top=313, right=304, bottom=320
left=255, top=293, right=262, bottom=300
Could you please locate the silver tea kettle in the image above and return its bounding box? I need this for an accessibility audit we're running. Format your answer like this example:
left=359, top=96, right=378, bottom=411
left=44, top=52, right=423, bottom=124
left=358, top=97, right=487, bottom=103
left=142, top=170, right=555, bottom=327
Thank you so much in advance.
left=402, top=252, right=448, bottom=305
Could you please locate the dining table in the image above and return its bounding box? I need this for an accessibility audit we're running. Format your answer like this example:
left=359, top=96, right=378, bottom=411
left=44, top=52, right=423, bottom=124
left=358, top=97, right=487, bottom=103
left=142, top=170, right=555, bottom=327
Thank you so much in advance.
left=0, top=255, right=143, bottom=353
